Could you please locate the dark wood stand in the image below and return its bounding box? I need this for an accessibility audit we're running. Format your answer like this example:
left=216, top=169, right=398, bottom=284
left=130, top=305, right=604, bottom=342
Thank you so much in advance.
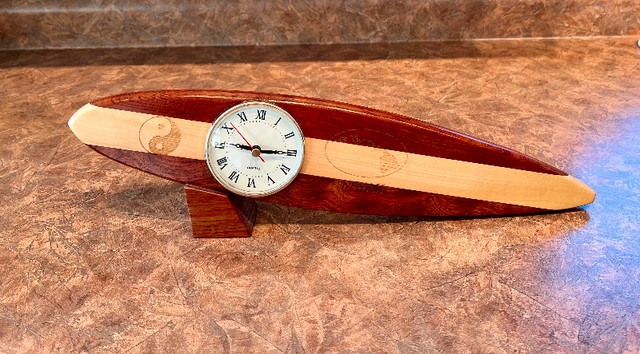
left=184, top=185, right=257, bottom=237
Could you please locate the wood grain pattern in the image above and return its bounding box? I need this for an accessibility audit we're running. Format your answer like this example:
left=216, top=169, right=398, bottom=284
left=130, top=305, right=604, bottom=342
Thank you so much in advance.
left=303, top=139, right=593, bottom=210
left=72, top=104, right=594, bottom=209
left=92, top=146, right=546, bottom=217
left=69, top=103, right=206, bottom=159
left=91, top=90, right=566, bottom=175
left=184, top=185, right=257, bottom=237
left=70, top=89, right=596, bottom=216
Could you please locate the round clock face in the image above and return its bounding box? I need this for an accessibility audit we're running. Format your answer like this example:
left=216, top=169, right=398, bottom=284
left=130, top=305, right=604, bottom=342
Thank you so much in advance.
left=205, top=102, right=305, bottom=197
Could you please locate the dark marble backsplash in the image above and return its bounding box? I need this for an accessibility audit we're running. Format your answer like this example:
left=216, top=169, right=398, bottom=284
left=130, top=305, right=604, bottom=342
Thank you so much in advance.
left=1, top=0, right=639, bottom=49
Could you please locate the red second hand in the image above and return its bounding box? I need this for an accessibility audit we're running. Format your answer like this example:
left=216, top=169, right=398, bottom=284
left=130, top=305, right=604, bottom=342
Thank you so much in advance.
left=230, top=122, right=265, bottom=163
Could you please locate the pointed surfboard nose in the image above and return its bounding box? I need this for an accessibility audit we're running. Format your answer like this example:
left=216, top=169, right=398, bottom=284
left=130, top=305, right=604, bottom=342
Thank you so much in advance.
left=68, top=103, right=207, bottom=159
left=68, top=103, right=94, bottom=143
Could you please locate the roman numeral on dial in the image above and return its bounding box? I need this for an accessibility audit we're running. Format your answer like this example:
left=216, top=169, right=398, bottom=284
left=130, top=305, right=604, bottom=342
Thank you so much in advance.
left=287, top=149, right=297, bottom=157
left=267, top=175, right=275, bottom=185
left=217, top=157, right=228, bottom=169
left=222, top=123, right=233, bottom=134
left=284, top=132, right=295, bottom=139
left=247, top=178, right=256, bottom=188
left=237, top=112, right=248, bottom=122
left=256, top=110, right=266, bottom=120
left=228, top=170, right=240, bottom=183
left=280, top=164, right=291, bottom=175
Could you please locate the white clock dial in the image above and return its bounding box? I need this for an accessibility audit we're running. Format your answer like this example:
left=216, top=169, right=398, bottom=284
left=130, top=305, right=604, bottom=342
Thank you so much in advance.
left=205, top=102, right=305, bottom=197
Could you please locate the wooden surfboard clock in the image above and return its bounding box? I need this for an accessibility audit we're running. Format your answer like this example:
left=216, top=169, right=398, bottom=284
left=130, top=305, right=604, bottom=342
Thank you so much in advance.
left=68, top=90, right=595, bottom=237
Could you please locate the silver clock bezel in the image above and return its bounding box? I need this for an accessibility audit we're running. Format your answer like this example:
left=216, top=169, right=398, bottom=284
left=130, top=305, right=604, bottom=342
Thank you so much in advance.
left=205, top=101, right=305, bottom=197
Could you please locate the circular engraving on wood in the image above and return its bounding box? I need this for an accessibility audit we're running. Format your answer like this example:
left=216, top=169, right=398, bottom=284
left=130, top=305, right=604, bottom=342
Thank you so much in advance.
left=139, top=117, right=181, bottom=155
left=325, top=129, right=408, bottom=178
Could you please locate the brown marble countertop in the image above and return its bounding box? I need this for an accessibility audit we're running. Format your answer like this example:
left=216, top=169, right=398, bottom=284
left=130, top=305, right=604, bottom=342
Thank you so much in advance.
left=3, top=0, right=638, bottom=50
left=1, top=37, right=639, bottom=352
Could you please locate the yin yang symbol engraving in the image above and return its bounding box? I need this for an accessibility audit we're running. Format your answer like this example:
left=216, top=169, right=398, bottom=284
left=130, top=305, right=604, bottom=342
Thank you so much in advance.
left=139, top=117, right=181, bottom=155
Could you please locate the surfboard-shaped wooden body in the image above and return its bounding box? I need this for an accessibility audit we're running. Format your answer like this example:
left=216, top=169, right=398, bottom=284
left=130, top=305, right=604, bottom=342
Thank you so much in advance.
left=69, top=90, right=594, bottom=222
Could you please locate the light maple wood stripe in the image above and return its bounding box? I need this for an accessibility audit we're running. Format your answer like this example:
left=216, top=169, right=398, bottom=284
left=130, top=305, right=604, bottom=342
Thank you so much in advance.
left=69, top=103, right=208, bottom=160
left=69, top=104, right=595, bottom=209
left=302, top=139, right=594, bottom=210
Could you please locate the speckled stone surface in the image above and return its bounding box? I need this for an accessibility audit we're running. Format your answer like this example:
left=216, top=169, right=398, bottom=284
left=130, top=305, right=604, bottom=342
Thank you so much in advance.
left=1, top=37, right=640, bottom=352
left=1, top=0, right=639, bottom=49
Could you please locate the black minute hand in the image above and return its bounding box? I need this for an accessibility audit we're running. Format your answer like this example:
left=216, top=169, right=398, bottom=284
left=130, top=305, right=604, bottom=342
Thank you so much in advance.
left=260, top=149, right=287, bottom=155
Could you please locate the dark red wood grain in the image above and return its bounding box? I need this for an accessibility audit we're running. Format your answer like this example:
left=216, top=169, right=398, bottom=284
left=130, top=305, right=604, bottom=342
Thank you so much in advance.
left=92, top=146, right=544, bottom=217
left=92, top=90, right=566, bottom=175
left=185, top=185, right=257, bottom=237
left=88, top=89, right=559, bottom=217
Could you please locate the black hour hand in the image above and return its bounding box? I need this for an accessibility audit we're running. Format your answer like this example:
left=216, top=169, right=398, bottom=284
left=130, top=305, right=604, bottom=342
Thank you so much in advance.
left=229, top=143, right=252, bottom=150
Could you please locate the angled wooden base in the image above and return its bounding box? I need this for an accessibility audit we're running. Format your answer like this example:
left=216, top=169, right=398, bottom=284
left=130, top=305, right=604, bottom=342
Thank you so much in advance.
left=184, top=185, right=257, bottom=237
